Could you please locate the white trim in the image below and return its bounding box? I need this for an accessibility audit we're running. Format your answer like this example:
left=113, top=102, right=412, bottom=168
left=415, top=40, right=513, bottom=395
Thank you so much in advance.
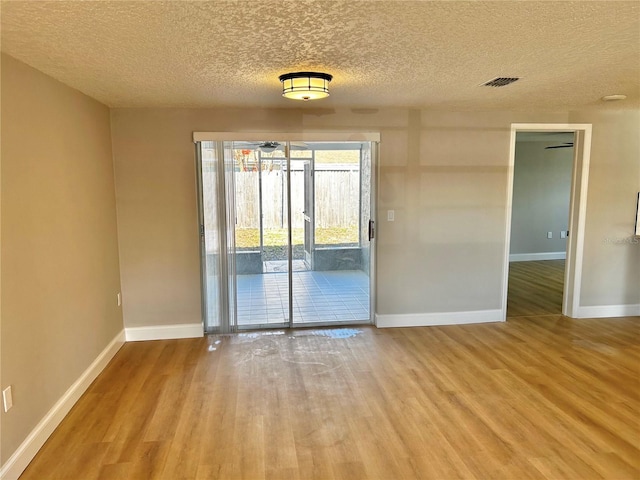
left=509, top=124, right=592, bottom=132
left=375, top=310, right=503, bottom=328
left=635, top=192, right=640, bottom=236
left=575, top=304, right=640, bottom=319
left=501, top=123, right=592, bottom=321
left=565, top=128, right=592, bottom=317
left=125, top=323, right=204, bottom=342
left=509, top=252, right=567, bottom=262
left=193, top=131, right=381, bottom=143
left=0, top=330, right=125, bottom=480
left=369, top=142, right=378, bottom=329
left=501, top=127, right=518, bottom=320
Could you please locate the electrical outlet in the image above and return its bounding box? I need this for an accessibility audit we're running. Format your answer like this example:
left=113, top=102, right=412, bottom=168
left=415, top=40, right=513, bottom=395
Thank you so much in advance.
left=387, top=210, right=395, bottom=222
left=547, top=232, right=553, bottom=239
left=560, top=231, right=566, bottom=239
left=3, top=386, right=13, bottom=412
left=117, top=292, right=121, bottom=307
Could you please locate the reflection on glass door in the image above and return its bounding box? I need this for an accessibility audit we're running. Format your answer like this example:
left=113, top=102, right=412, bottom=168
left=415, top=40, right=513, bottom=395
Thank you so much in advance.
left=197, top=139, right=375, bottom=333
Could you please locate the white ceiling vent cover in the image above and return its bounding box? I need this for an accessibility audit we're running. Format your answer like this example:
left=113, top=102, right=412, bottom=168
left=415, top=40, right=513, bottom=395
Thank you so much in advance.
left=481, top=77, right=520, bottom=87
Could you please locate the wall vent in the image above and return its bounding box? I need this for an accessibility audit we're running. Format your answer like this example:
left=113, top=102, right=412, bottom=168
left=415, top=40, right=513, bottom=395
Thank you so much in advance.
left=481, top=77, right=520, bottom=87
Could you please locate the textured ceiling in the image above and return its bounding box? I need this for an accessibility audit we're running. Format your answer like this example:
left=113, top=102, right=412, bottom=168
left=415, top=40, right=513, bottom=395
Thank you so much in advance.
left=1, top=1, right=639, bottom=110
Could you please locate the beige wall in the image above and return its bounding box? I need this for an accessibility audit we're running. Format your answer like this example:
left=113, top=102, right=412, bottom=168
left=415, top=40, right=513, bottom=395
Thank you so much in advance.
left=1, top=54, right=123, bottom=462
left=111, top=108, right=585, bottom=325
left=569, top=109, right=640, bottom=307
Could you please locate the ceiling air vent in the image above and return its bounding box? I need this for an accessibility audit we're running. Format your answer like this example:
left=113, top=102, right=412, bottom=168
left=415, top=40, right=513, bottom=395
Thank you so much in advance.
left=481, top=77, right=520, bottom=87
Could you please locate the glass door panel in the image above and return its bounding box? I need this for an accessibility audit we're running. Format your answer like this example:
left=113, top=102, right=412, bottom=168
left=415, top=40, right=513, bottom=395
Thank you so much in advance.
left=233, top=142, right=290, bottom=328
left=198, top=141, right=222, bottom=333
left=199, top=141, right=237, bottom=333
left=223, top=141, right=238, bottom=331
left=291, top=142, right=372, bottom=326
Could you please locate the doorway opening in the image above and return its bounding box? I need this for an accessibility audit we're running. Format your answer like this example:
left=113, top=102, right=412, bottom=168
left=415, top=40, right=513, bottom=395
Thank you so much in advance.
left=502, top=124, right=592, bottom=320
left=507, top=132, right=573, bottom=316
left=195, top=135, right=378, bottom=334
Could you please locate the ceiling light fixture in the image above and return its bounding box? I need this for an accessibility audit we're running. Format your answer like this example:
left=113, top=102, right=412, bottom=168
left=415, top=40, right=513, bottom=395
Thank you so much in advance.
left=279, top=72, right=332, bottom=101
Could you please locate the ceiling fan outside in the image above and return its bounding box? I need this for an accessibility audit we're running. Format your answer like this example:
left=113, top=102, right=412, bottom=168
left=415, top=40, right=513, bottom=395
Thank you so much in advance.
left=234, top=141, right=308, bottom=153
left=545, top=142, right=574, bottom=149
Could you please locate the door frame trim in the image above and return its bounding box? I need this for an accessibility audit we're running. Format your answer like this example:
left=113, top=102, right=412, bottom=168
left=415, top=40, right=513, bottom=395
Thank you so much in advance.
left=369, top=141, right=378, bottom=327
left=193, top=132, right=380, bottom=142
left=502, top=123, right=592, bottom=319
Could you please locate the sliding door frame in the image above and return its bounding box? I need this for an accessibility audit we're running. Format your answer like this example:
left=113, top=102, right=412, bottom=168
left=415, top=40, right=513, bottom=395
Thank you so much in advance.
left=195, top=144, right=209, bottom=330
left=194, top=131, right=380, bottom=332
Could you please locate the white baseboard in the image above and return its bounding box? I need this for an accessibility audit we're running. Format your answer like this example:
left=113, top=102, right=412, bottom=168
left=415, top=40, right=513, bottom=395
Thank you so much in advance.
left=509, top=251, right=566, bottom=262
left=375, top=309, right=503, bottom=328
left=125, top=323, right=203, bottom=342
left=575, top=304, right=640, bottom=319
left=0, top=330, right=125, bottom=480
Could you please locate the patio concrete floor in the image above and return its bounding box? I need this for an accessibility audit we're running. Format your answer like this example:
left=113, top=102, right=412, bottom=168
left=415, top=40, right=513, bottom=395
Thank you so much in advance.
left=236, top=269, right=370, bottom=327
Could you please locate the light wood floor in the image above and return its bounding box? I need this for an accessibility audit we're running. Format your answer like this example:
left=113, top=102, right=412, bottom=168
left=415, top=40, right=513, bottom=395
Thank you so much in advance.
left=20, top=315, right=640, bottom=479
left=507, top=260, right=565, bottom=317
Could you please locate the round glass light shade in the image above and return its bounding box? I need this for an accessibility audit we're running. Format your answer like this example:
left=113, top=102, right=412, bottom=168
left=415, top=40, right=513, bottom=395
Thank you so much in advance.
left=279, top=72, right=332, bottom=101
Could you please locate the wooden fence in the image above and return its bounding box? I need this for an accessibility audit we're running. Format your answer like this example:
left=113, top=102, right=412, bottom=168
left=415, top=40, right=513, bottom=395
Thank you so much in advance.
left=235, top=170, right=360, bottom=229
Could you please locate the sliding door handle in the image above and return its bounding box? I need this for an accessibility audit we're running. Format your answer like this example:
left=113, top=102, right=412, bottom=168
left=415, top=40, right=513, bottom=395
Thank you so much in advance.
left=368, top=220, right=375, bottom=241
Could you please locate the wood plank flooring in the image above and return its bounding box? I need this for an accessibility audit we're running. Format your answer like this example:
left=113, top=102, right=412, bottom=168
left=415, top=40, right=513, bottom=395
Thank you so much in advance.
left=507, top=260, right=565, bottom=317
left=20, top=315, right=640, bottom=479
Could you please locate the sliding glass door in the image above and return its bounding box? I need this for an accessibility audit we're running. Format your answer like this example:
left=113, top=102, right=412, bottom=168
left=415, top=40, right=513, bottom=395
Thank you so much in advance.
left=289, top=142, right=373, bottom=325
left=197, top=138, right=376, bottom=334
left=197, top=141, right=238, bottom=333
